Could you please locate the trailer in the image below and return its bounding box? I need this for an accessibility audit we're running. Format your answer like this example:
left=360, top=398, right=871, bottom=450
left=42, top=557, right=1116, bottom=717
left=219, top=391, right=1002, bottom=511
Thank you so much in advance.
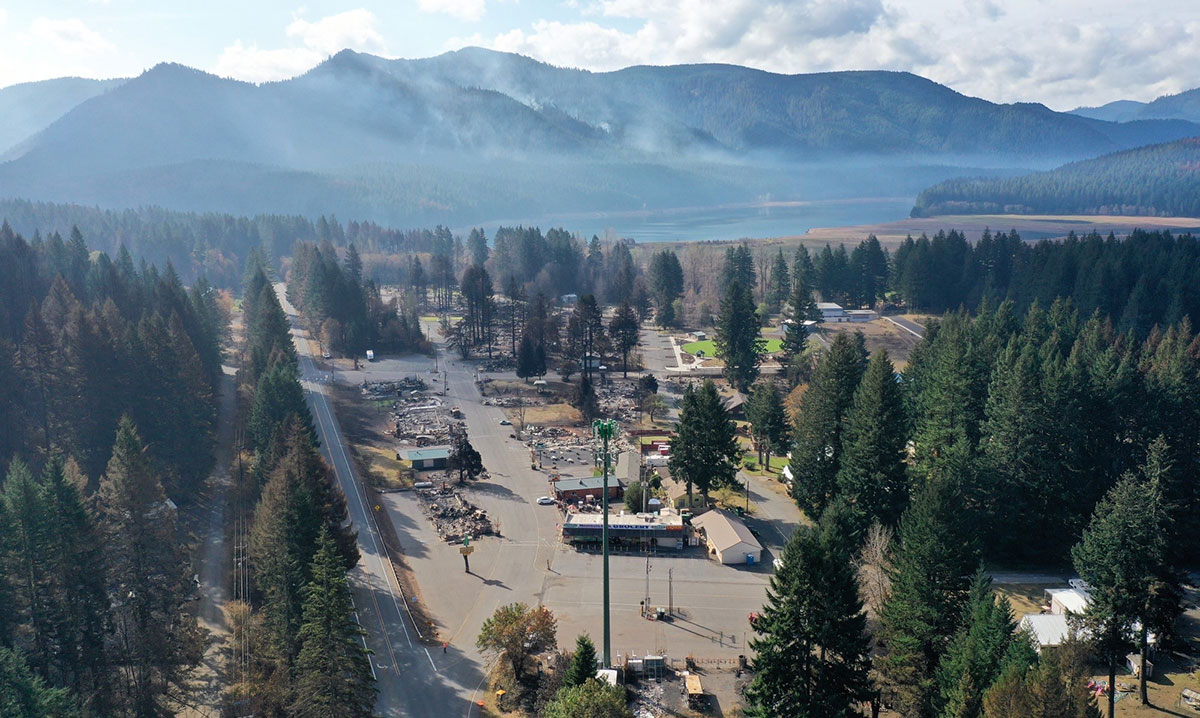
left=366, top=349, right=375, bottom=362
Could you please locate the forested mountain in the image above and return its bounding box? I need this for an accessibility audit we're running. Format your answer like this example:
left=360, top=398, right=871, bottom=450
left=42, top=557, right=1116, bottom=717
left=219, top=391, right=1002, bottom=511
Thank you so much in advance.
left=1072, top=85, right=1200, bottom=123
left=911, top=137, right=1200, bottom=217
left=0, top=77, right=125, bottom=156
left=2, top=48, right=1198, bottom=226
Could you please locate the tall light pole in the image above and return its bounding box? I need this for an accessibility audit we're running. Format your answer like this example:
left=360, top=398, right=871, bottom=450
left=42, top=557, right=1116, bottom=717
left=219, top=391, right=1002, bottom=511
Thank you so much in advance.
left=593, top=418, right=617, bottom=667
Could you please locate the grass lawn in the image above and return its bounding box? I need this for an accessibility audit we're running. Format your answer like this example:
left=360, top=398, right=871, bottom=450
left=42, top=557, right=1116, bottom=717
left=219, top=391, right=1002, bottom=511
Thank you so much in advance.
left=682, top=337, right=783, bottom=357
left=354, top=444, right=411, bottom=490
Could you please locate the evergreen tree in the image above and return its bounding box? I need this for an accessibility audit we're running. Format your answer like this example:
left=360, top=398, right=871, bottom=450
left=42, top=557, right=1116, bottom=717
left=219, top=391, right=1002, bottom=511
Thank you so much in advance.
left=608, top=302, right=640, bottom=378
left=715, top=279, right=764, bottom=391
left=289, top=528, right=376, bottom=718
left=247, top=359, right=316, bottom=453
left=0, top=647, right=78, bottom=718
left=789, top=332, right=867, bottom=518
left=1071, top=445, right=1174, bottom=718
left=516, top=332, right=539, bottom=382
left=38, top=458, right=110, bottom=714
left=767, top=249, right=791, bottom=314
left=782, top=269, right=818, bottom=362
left=746, top=514, right=872, bottom=718
left=99, top=416, right=202, bottom=717
left=745, top=382, right=788, bottom=470
left=934, top=570, right=1036, bottom=718
left=669, top=380, right=742, bottom=505
left=566, top=634, right=599, bottom=688
left=648, top=250, right=684, bottom=328
left=836, top=349, right=908, bottom=528
left=880, top=477, right=979, bottom=718
left=2, top=459, right=54, bottom=676
left=467, top=227, right=489, bottom=267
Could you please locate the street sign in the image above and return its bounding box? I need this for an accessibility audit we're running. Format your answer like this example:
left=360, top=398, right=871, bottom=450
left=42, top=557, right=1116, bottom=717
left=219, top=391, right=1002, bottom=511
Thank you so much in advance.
left=460, top=545, right=474, bottom=556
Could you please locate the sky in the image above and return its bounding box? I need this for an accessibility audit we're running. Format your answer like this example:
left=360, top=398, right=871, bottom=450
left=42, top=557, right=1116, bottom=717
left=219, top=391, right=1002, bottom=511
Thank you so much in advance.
left=0, top=1, right=1197, bottom=110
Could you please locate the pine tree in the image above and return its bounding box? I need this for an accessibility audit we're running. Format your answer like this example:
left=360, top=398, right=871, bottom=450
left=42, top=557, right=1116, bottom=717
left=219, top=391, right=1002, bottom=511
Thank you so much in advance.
left=2, top=459, right=54, bottom=675
left=566, top=634, right=599, bottom=688
left=836, top=349, right=908, bottom=528
left=289, top=528, right=376, bottom=718
left=715, top=280, right=764, bottom=391
left=789, top=332, right=867, bottom=518
left=782, top=270, right=818, bottom=362
left=1071, top=444, right=1174, bottom=718
left=99, top=416, right=202, bottom=717
left=767, top=250, right=791, bottom=314
left=608, top=302, right=640, bottom=378
left=0, top=647, right=78, bottom=718
left=669, top=380, right=742, bottom=505
left=934, top=570, right=1035, bottom=718
left=880, top=477, right=979, bottom=718
left=746, top=513, right=871, bottom=718
left=38, top=457, right=111, bottom=714
left=745, top=382, right=788, bottom=470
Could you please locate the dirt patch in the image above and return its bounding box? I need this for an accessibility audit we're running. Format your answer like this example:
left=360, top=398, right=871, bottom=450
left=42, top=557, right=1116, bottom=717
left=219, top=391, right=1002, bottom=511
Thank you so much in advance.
left=513, top=403, right=583, bottom=426
left=332, top=384, right=412, bottom=490
left=994, top=583, right=1055, bottom=617
left=820, top=318, right=921, bottom=367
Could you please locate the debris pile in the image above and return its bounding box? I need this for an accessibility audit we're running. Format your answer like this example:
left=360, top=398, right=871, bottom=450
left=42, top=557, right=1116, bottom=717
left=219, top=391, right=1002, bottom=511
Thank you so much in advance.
left=595, top=382, right=641, bottom=423
left=417, top=487, right=495, bottom=543
left=362, top=377, right=427, bottom=398
left=630, top=678, right=670, bottom=718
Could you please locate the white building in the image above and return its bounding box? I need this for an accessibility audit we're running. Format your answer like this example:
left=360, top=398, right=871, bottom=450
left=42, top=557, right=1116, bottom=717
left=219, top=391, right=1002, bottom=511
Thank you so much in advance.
left=1019, top=613, right=1074, bottom=651
left=1046, top=587, right=1091, bottom=616
left=817, top=303, right=845, bottom=321
left=692, top=508, right=763, bottom=565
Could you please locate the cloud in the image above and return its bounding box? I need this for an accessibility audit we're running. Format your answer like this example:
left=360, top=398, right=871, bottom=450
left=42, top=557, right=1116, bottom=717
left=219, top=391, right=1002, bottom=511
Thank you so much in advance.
left=468, top=0, right=1200, bottom=108
left=286, top=9, right=386, bottom=55
left=212, top=9, right=387, bottom=83
left=30, top=17, right=115, bottom=55
left=418, top=0, right=487, bottom=22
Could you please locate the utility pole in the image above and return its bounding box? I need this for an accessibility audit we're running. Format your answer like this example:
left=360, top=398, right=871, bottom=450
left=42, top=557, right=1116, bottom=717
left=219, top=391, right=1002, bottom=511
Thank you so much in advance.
left=593, top=418, right=617, bottom=667
left=644, top=554, right=651, bottom=618
left=668, top=568, right=673, bottom=616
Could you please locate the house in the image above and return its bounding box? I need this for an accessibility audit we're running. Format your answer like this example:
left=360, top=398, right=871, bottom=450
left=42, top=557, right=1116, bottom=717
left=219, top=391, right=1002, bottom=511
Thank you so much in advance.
left=560, top=293, right=579, bottom=304
left=1046, top=587, right=1091, bottom=616
left=553, top=476, right=624, bottom=503
left=583, top=353, right=602, bottom=371
left=817, top=303, right=845, bottom=321
left=690, top=331, right=707, bottom=341
left=692, top=508, right=763, bottom=564
left=1019, top=614, right=1074, bottom=652
left=658, top=468, right=706, bottom=509
left=406, top=446, right=451, bottom=470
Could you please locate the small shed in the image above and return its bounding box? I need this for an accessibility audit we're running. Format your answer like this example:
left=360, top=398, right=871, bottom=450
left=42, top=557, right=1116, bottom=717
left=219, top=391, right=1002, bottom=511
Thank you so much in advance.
left=692, top=508, right=762, bottom=564
left=406, top=446, right=451, bottom=470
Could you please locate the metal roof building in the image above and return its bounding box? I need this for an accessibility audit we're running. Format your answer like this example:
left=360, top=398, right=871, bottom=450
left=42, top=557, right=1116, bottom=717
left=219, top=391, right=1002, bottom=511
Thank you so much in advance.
left=692, top=508, right=762, bottom=565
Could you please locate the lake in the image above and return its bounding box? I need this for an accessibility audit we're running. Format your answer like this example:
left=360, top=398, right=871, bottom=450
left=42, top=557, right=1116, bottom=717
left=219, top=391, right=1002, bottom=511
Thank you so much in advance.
left=473, top=197, right=915, bottom=244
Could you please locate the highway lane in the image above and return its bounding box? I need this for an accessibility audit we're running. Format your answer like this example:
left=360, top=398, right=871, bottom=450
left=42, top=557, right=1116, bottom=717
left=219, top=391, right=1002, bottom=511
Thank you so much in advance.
left=276, top=285, right=474, bottom=718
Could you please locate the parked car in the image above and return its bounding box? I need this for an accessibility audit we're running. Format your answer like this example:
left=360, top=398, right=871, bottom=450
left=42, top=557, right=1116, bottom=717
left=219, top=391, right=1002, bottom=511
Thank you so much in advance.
left=499, top=419, right=512, bottom=426
left=537, top=496, right=555, bottom=505
left=322, top=352, right=331, bottom=359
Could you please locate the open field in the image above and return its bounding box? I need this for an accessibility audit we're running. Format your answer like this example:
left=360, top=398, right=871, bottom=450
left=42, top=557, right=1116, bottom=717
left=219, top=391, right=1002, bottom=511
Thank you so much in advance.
left=821, top=318, right=922, bottom=368
left=682, top=337, right=784, bottom=357
left=331, top=383, right=412, bottom=490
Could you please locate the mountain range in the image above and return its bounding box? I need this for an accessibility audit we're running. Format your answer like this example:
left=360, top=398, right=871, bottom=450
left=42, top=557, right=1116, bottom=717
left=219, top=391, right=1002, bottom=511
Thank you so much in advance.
left=1, top=48, right=1198, bottom=227
left=1071, top=87, right=1200, bottom=124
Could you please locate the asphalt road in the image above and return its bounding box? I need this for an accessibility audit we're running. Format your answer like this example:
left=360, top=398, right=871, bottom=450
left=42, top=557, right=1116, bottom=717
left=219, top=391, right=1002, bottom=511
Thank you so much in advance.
left=884, top=315, right=926, bottom=338
left=276, top=285, right=479, bottom=718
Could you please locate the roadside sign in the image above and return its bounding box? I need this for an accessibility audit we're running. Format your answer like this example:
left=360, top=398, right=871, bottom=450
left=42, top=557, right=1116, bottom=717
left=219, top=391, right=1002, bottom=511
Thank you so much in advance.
left=460, top=545, right=475, bottom=556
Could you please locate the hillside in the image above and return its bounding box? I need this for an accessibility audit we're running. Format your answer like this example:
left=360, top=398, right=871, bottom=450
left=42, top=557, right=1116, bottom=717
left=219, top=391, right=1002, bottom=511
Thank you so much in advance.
left=1072, top=86, right=1200, bottom=124
left=911, top=137, right=1200, bottom=217
left=0, top=76, right=125, bottom=156
left=2, top=48, right=1199, bottom=226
